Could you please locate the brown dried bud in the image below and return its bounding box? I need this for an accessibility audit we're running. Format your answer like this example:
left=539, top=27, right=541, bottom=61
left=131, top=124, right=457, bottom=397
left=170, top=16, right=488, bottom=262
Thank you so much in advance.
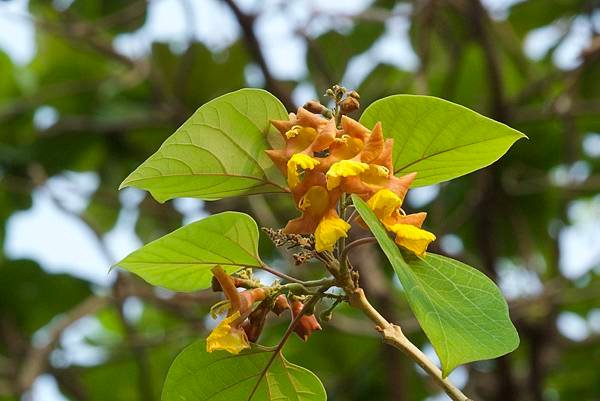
left=242, top=302, right=270, bottom=342
left=303, top=100, right=326, bottom=114
left=272, top=294, right=290, bottom=316
left=340, top=97, right=360, bottom=114
left=293, top=251, right=315, bottom=265
left=347, top=90, right=360, bottom=100
left=211, top=275, right=223, bottom=292
left=291, top=300, right=322, bottom=341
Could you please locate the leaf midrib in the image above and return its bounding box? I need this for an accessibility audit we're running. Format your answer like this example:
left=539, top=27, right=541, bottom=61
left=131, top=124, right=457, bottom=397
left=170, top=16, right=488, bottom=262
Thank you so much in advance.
left=394, top=134, right=520, bottom=174
left=123, top=171, right=287, bottom=192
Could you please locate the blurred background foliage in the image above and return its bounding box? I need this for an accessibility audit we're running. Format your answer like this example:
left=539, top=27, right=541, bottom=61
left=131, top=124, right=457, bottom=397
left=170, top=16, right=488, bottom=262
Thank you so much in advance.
left=0, top=0, right=599, bottom=401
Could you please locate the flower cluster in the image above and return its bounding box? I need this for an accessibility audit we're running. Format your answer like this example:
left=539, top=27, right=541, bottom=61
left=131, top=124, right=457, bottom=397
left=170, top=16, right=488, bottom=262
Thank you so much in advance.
left=266, top=106, right=436, bottom=256
left=206, top=266, right=320, bottom=354
left=206, top=266, right=267, bottom=354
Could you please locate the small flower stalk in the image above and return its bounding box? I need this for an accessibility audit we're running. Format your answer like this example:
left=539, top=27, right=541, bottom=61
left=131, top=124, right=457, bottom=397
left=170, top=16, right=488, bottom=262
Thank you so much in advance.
left=206, top=266, right=267, bottom=354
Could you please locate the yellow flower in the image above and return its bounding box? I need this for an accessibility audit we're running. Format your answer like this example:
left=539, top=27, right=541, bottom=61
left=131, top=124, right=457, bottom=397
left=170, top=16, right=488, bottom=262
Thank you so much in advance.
left=326, top=160, right=369, bottom=190
left=315, top=213, right=351, bottom=252
left=298, top=186, right=329, bottom=213
left=366, top=164, right=389, bottom=178
left=287, top=153, right=320, bottom=189
left=367, top=188, right=402, bottom=222
left=285, top=125, right=302, bottom=138
left=389, top=224, right=436, bottom=257
left=206, top=312, right=250, bottom=354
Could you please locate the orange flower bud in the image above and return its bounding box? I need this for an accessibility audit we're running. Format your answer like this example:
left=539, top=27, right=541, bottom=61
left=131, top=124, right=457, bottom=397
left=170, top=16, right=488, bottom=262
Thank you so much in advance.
left=303, top=100, right=327, bottom=114
left=272, top=294, right=290, bottom=316
left=239, top=288, right=267, bottom=313
left=242, top=302, right=270, bottom=343
left=291, top=300, right=322, bottom=341
left=211, top=266, right=241, bottom=312
left=340, top=96, right=360, bottom=114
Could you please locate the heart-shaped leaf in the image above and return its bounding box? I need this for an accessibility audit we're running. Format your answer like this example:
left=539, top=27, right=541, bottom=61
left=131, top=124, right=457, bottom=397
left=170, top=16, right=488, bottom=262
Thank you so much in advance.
left=162, top=341, right=327, bottom=401
left=359, top=95, right=527, bottom=187
left=352, top=195, right=519, bottom=376
left=120, top=88, right=288, bottom=202
left=114, top=212, right=261, bottom=292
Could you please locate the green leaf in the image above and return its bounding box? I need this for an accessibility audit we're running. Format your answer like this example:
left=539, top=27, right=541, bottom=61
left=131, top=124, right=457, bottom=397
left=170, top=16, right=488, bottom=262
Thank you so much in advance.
left=359, top=95, right=527, bottom=187
left=120, top=88, right=288, bottom=202
left=162, top=340, right=327, bottom=401
left=352, top=195, right=519, bottom=376
left=114, top=212, right=261, bottom=292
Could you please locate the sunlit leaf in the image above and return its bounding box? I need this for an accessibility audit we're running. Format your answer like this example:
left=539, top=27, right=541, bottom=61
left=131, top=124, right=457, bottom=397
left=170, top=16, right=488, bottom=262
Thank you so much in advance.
left=114, top=212, right=261, bottom=292
left=162, top=340, right=327, bottom=401
left=353, top=195, right=520, bottom=376
left=120, top=88, right=288, bottom=202
left=359, top=95, right=527, bottom=187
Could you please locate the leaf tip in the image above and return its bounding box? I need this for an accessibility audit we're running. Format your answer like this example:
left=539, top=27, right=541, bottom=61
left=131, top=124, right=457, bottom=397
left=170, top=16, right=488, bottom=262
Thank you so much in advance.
left=118, top=180, right=129, bottom=191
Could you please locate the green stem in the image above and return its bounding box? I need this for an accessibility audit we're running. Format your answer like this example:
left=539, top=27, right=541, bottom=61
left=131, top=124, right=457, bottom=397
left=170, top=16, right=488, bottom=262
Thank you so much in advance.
left=247, top=290, right=326, bottom=401
left=280, top=279, right=335, bottom=296
left=257, top=262, right=305, bottom=284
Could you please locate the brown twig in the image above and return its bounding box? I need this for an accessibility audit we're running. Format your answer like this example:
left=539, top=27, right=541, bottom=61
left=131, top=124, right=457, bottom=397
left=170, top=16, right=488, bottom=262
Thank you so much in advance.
left=17, top=296, right=109, bottom=392
left=221, top=0, right=295, bottom=110
left=348, top=289, right=472, bottom=401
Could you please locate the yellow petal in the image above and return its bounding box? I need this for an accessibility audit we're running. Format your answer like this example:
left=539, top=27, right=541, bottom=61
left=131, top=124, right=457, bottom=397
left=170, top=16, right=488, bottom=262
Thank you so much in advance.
left=286, top=153, right=320, bottom=189
left=315, top=214, right=351, bottom=252
left=206, top=312, right=250, bottom=355
left=367, top=188, right=403, bottom=221
left=285, top=125, right=302, bottom=138
left=363, top=164, right=389, bottom=178
left=389, top=224, right=436, bottom=257
left=326, top=160, right=369, bottom=190
left=298, top=186, right=329, bottom=214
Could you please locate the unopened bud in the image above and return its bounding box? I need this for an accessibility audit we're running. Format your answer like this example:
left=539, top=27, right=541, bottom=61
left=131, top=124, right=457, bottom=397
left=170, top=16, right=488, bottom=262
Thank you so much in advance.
left=304, top=100, right=326, bottom=114
left=340, top=97, right=360, bottom=114
left=272, top=294, right=290, bottom=316
left=347, top=90, right=360, bottom=100
left=239, top=288, right=267, bottom=313
left=321, top=108, right=333, bottom=119
left=291, top=300, right=322, bottom=341
left=242, top=302, right=270, bottom=342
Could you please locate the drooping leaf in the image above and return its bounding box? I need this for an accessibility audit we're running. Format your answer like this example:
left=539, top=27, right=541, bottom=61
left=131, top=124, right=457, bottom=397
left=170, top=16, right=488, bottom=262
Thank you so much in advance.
left=352, top=195, right=520, bottom=376
left=162, top=340, right=327, bottom=401
left=359, top=95, right=527, bottom=187
left=120, top=88, right=288, bottom=202
left=114, top=212, right=261, bottom=292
